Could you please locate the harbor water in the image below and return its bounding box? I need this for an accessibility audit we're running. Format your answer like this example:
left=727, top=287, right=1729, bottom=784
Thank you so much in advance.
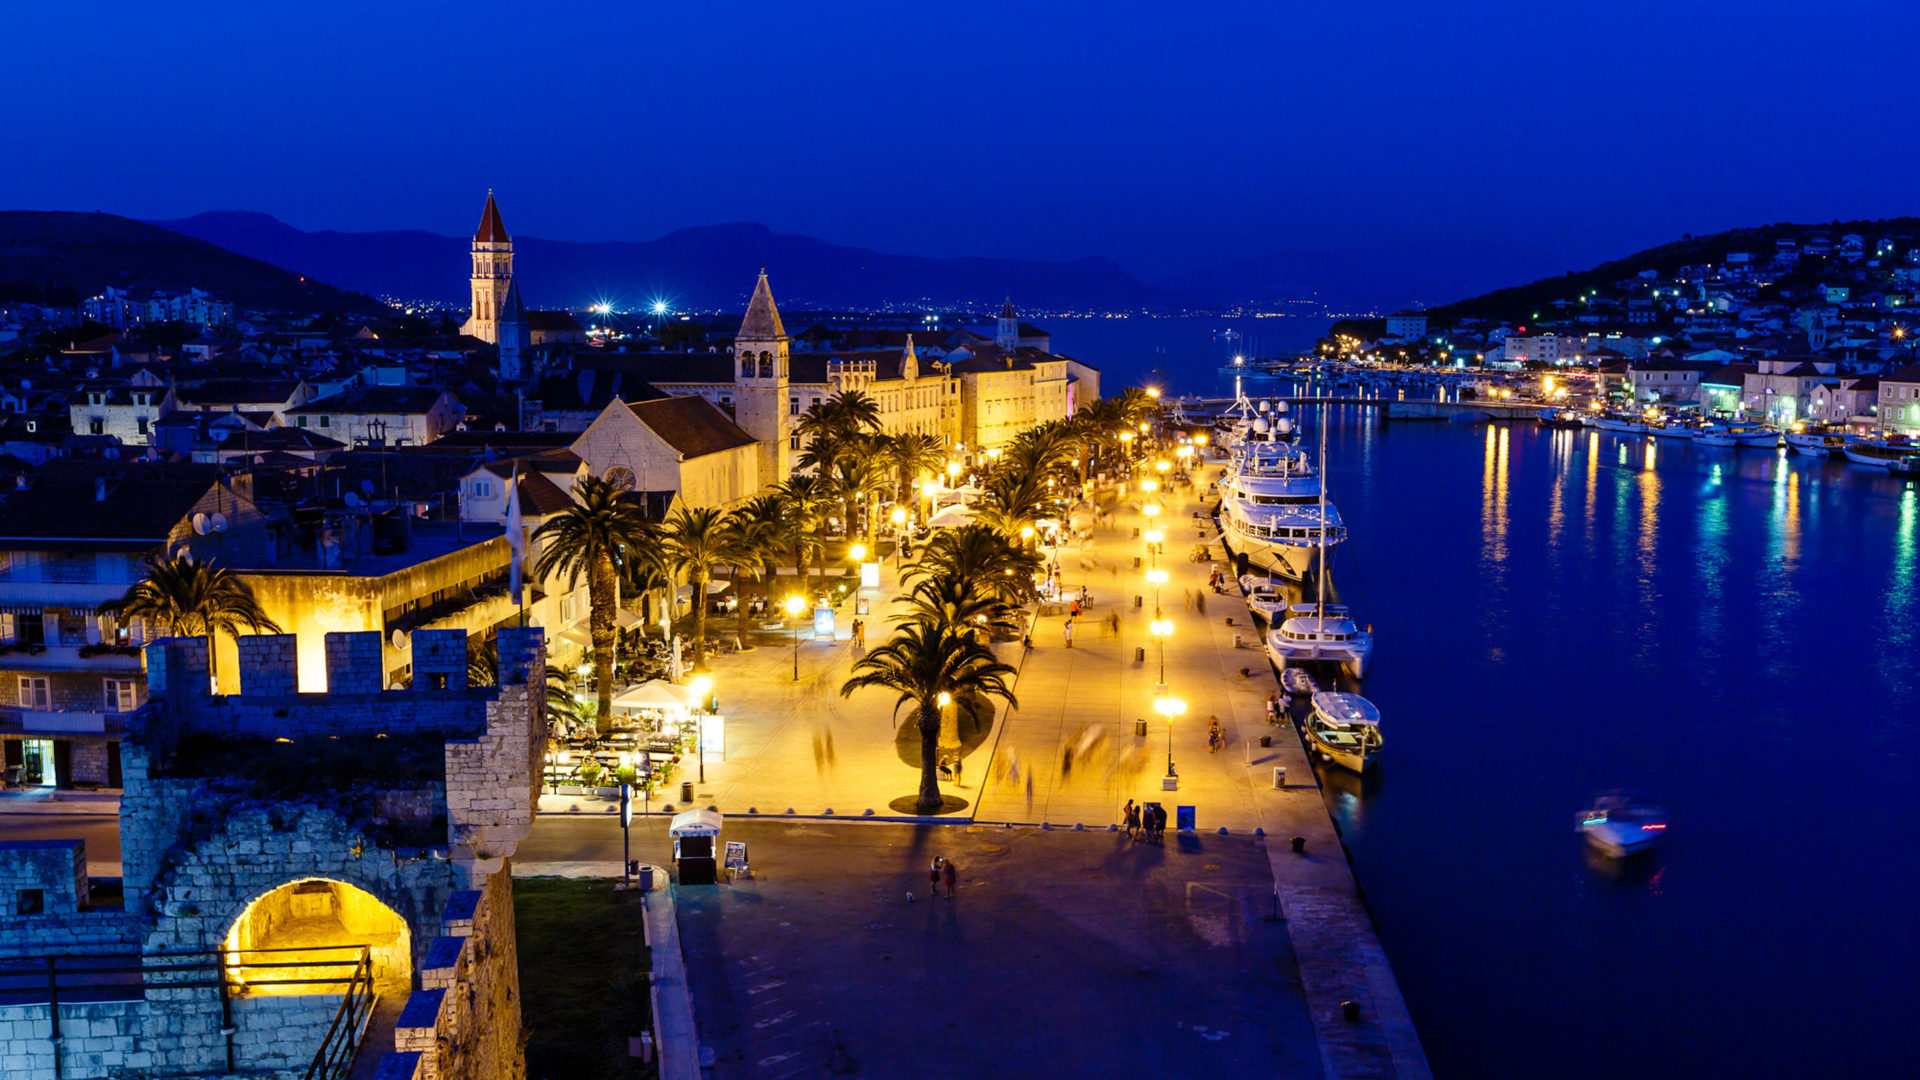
left=1306, top=407, right=1919, bottom=1079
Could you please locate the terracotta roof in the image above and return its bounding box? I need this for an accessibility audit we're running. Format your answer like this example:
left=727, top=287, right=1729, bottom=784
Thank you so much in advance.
left=627, top=396, right=757, bottom=458
left=475, top=191, right=509, bottom=243
left=738, top=272, right=787, bottom=341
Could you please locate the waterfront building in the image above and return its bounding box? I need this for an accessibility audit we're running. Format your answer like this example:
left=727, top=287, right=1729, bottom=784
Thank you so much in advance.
left=1808, top=375, right=1879, bottom=426
left=1385, top=310, right=1429, bottom=341
left=1878, top=363, right=1920, bottom=434
left=570, top=394, right=761, bottom=507
left=1627, top=359, right=1704, bottom=404
left=1740, top=355, right=1839, bottom=425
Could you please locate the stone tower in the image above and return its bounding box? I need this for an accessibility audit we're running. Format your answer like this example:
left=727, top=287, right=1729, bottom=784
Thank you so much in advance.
left=996, top=297, right=1018, bottom=350
left=497, top=277, right=532, bottom=382
left=733, top=270, right=790, bottom=484
left=463, top=190, right=513, bottom=344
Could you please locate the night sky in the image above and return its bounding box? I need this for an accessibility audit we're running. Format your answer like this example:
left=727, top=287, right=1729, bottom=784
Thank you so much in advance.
left=7, top=0, right=1914, bottom=280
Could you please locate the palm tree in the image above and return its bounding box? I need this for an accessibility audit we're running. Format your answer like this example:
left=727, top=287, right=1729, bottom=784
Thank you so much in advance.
left=830, top=441, right=889, bottom=550
left=894, top=574, right=1021, bottom=643
left=909, top=524, right=1043, bottom=607
left=884, top=432, right=944, bottom=515
left=656, top=505, right=744, bottom=672
left=975, top=470, right=1061, bottom=545
left=772, top=476, right=829, bottom=591
left=796, top=391, right=885, bottom=533
left=100, top=554, right=281, bottom=686
left=532, top=474, right=657, bottom=733
left=722, top=499, right=782, bottom=644
left=840, top=619, right=1017, bottom=812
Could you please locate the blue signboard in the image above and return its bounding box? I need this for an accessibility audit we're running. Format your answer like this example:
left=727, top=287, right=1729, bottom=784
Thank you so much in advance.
left=1176, top=805, right=1195, bottom=832
left=813, top=605, right=835, bottom=640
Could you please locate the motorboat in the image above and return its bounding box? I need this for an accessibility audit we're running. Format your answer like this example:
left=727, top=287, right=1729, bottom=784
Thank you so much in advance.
left=1306, top=692, right=1382, bottom=773
left=1649, top=418, right=1704, bottom=439
left=1221, top=413, right=1345, bottom=580
left=1538, top=408, right=1587, bottom=430
left=1842, top=435, right=1918, bottom=468
left=1783, top=423, right=1854, bottom=458
left=1689, top=420, right=1778, bottom=448
left=1590, top=411, right=1651, bottom=434
left=1577, top=791, right=1668, bottom=858
left=1267, top=603, right=1373, bottom=678
left=1239, top=575, right=1287, bottom=620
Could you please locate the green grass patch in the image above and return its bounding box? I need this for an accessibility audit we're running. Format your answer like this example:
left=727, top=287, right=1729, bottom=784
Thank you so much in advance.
left=515, top=877, right=654, bottom=1080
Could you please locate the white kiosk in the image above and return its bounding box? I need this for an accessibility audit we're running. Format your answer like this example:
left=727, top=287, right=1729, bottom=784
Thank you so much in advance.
left=668, top=808, right=722, bottom=885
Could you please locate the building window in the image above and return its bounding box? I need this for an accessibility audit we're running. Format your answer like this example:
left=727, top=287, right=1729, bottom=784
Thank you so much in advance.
left=89, top=419, right=104, bottom=435
left=475, top=480, right=494, bottom=499
left=137, top=417, right=149, bottom=435
left=104, top=679, right=136, bottom=712
left=18, top=677, right=50, bottom=710
left=790, top=398, right=800, bottom=415
left=297, top=416, right=309, bottom=428
left=319, top=416, right=330, bottom=428
left=16, top=889, right=43, bottom=916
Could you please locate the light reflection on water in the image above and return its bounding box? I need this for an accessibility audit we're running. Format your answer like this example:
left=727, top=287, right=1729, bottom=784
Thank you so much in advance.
left=1314, top=415, right=1920, bottom=1080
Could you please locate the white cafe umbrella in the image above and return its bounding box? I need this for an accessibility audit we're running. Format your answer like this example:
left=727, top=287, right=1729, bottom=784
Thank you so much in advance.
left=675, top=581, right=733, bottom=600
left=927, top=504, right=976, bottom=528
left=613, top=680, right=698, bottom=710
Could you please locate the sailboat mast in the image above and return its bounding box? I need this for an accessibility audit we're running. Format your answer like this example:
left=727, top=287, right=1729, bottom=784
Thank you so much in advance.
left=1317, top=407, right=1328, bottom=612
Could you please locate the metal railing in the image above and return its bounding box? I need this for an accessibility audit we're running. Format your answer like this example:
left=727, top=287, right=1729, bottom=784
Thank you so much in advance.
left=0, top=944, right=375, bottom=1080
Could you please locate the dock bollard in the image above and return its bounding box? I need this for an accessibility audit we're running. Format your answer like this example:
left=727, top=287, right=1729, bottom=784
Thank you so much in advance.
left=1341, top=1000, right=1362, bottom=1022
left=1291, top=835, right=1306, bottom=854
left=1272, top=765, right=1284, bottom=786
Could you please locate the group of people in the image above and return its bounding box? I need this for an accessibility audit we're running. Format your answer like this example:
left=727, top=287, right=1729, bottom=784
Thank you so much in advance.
left=926, top=856, right=958, bottom=899
left=1121, top=798, right=1168, bottom=841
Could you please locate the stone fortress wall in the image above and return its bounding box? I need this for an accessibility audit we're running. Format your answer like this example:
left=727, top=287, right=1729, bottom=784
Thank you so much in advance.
left=0, top=626, right=546, bottom=1080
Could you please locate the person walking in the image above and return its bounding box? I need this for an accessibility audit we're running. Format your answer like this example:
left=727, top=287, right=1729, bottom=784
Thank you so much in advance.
left=1207, top=715, right=1222, bottom=753
left=1265, top=692, right=1279, bottom=725
left=1127, top=802, right=1142, bottom=840
left=1122, top=798, right=1136, bottom=837
left=1063, top=618, right=1075, bottom=648
left=953, top=755, right=964, bottom=786
left=1195, top=591, right=1207, bottom=616
left=942, top=858, right=958, bottom=898
left=930, top=857, right=943, bottom=895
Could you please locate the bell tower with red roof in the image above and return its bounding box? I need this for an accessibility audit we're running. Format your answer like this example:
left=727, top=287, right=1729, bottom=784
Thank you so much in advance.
left=463, top=190, right=514, bottom=344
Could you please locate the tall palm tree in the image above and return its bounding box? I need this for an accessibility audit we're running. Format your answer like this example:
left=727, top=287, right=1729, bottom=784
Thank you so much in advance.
left=909, top=524, right=1043, bottom=607
left=532, top=474, right=657, bottom=733
left=772, top=475, right=829, bottom=591
left=722, top=499, right=782, bottom=644
left=656, top=505, right=744, bottom=672
left=795, top=389, right=884, bottom=479
left=894, top=574, right=1021, bottom=643
left=884, top=432, right=944, bottom=514
left=830, top=442, right=888, bottom=550
left=840, top=619, right=1017, bottom=812
left=975, top=470, right=1061, bottom=545
left=100, top=554, right=281, bottom=685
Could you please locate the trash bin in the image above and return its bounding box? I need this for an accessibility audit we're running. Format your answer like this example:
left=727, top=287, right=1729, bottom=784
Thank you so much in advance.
left=1134, top=594, right=1143, bottom=608
left=638, top=865, right=655, bottom=891
left=1232, top=633, right=1242, bottom=648
left=1134, top=646, right=1145, bottom=662
left=1132, top=556, right=1142, bottom=569
left=1135, top=718, right=1148, bottom=737
left=1259, top=735, right=1271, bottom=748
left=680, top=780, right=694, bottom=803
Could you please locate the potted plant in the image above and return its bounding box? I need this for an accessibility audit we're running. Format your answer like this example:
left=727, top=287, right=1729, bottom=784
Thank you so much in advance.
left=576, top=758, right=603, bottom=794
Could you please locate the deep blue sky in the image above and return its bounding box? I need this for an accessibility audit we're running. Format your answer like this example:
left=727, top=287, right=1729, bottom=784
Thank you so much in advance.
left=5, top=1, right=1915, bottom=280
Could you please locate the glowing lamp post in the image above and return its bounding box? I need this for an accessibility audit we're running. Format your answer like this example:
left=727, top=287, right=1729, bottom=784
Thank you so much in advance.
left=687, top=675, right=713, bottom=782
left=1154, top=695, right=1187, bottom=785
left=890, top=506, right=908, bottom=567
left=1150, top=617, right=1172, bottom=689
left=784, top=595, right=806, bottom=681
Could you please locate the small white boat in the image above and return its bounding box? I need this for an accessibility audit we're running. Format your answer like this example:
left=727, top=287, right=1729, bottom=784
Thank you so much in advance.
left=1783, top=427, right=1853, bottom=458
left=1577, top=791, right=1668, bottom=858
left=1306, top=692, right=1382, bottom=773
left=1240, top=577, right=1286, bottom=620
left=1591, top=412, right=1651, bottom=434
left=1689, top=421, right=1778, bottom=448
left=1267, top=603, right=1373, bottom=678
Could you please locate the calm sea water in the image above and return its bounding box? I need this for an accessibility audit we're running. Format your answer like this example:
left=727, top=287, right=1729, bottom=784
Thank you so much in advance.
left=1311, top=409, right=1920, bottom=1079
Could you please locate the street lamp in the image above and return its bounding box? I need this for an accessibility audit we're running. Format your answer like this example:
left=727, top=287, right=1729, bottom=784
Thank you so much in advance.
left=1150, top=617, right=1172, bottom=688
left=784, top=594, right=806, bottom=681
left=849, top=543, right=866, bottom=578
left=1154, top=695, right=1186, bottom=783
left=687, top=675, right=713, bottom=783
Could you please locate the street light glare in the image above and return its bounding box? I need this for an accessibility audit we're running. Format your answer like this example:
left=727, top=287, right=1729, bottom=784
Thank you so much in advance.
left=784, top=595, right=806, bottom=616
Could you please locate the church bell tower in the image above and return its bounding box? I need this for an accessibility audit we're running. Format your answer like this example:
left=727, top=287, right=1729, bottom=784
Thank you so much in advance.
left=464, top=190, right=513, bottom=344
left=996, top=297, right=1019, bottom=351
left=733, top=270, right=791, bottom=483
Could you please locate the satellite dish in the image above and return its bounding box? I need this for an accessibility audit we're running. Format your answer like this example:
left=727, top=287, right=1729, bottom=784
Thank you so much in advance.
left=1275, top=417, right=1294, bottom=435
left=1252, top=418, right=1271, bottom=434
left=191, top=512, right=210, bottom=536
left=343, top=492, right=362, bottom=507
left=1256, top=400, right=1269, bottom=413
left=390, top=629, right=410, bottom=651
left=1273, top=400, right=1289, bottom=415
left=209, top=512, right=228, bottom=533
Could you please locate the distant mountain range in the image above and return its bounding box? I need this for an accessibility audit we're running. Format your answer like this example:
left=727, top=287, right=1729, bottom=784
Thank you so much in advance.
left=149, top=211, right=1546, bottom=316
left=0, top=211, right=384, bottom=315
left=152, top=211, right=1180, bottom=313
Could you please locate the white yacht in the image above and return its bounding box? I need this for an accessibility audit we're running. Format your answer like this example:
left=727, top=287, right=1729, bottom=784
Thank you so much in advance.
left=1577, top=791, right=1668, bottom=858
left=1689, top=419, right=1778, bottom=448
left=1267, top=603, right=1373, bottom=678
left=1842, top=435, right=1919, bottom=468
left=1590, top=411, right=1651, bottom=434
left=1783, top=424, right=1853, bottom=457
left=1221, top=416, right=1345, bottom=580
left=1306, top=692, right=1382, bottom=773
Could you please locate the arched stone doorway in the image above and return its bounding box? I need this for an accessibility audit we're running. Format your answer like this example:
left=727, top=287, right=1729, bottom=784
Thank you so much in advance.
left=223, top=878, right=412, bottom=997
